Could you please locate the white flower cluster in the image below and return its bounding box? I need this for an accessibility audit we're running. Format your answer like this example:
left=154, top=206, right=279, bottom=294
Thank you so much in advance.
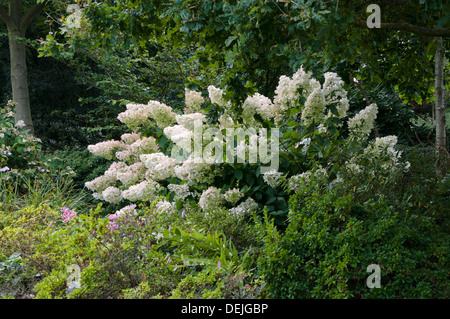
left=88, top=140, right=124, bottom=160
left=176, top=112, right=206, bottom=131
left=263, top=170, right=283, bottom=188
left=273, top=66, right=318, bottom=122
left=121, top=179, right=162, bottom=202
left=102, top=186, right=122, bottom=204
left=116, top=162, right=146, bottom=186
left=199, top=186, right=224, bottom=211
left=348, top=103, right=378, bottom=139
left=272, top=66, right=348, bottom=126
left=185, top=88, right=205, bottom=114
left=322, top=72, right=349, bottom=119
left=163, top=125, right=193, bottom=152
left=364, top=135, right=410, bottom=172
left=242, top=93, right=275, bottom=125
left=140, top=152, right=176, bottom=181
left=174, top=157, right=219, bottom=185
left=153, top=199, right=174, bottom=215
left=116, top=136, right=159, bottom=164
left=218, top=113, right=236, bottom=130
left=208, top=85, right=228, bottom=108
left=115, top=204, right=138, bottom=217
left=168, top=183, right=191, bottom=200
left=223, top=188, right=244, bottom=206
left=118, top=101, right=177, bottom=132
left=147, top=100, right=177, bottom=129
left=117, top=103, right=151, bottom=132
left=228, top=197, right=258, bottom=217
left=121, top=132, right=141, bottom=145
left=288, top=167, right=328, bottom=193
left=344, top=159, right=363, bottom=176
left=85, top=174, right=115, bottom=193
left=301, top=87, right=326, bottom=127
left=104, top=161, right=128, bottom=180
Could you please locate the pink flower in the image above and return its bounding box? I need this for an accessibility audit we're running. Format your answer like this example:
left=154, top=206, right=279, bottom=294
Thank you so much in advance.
left=108, top=213, right=120, bottom=222
left=218, top=260, right=221, bottom=270
left=60, top=206, right=77, bottom=223
left=107, top=222, right=119, bottom=231
left=181, top=210, right=186, bottom=218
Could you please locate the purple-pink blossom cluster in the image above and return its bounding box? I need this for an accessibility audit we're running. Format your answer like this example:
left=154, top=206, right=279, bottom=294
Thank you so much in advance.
left=60, top=206, right=77, bottom=223
left=107, top=213, right=120, bottom=231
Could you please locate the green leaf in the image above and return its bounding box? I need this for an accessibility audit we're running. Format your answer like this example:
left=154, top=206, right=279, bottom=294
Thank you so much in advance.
left=234, top=169, right=243, bottom=180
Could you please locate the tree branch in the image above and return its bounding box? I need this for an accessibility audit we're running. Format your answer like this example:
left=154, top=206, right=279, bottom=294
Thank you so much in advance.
left=355, top=17, right=450, bottom=37
left=19, top=1, right=49, bottom=32
left=0, top=5, right=11, bottom=26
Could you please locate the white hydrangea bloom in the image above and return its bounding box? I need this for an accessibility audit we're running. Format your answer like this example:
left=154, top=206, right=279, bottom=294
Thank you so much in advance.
left=116, top=162, right=146, bottom=186
left=146, top=100, right=177, bottom=129
left=140, top=152, right=175, bottom=181
left=348, top=103, right=378, bottom=138
left=273, top=66, right=315, bottom=123
left=129, top=136, right=159, bottom=156
left=301, top=87, right=326, bottom=126
left=263, top=170, right=283, bottom=188
left=199, top=186, right=224, bottom=211
left=175, top=112, right=206, bottom=131
left=228, top=197, right=258, bottom=217
left=117, top=103, right=152, bottom=132
left=122, top=179, right=162, bottom=202
left=121, top=132, right=141, bottom=145
left=153, top=199, right=174, bottom=215
left=364, top=135, right=410, bottom=172
left=164, top=125, right=193, bottom=151
left=168, top=183, right=191, bottom=200
left=185, top=88, right=205, bottom=114
left=104, top=161, right=128, bottom=180
left=223, top=188, right=244, bottom=206
left=322, top=72, right=349, bottom=119
left=88, top=140, right=124, bottom=160
left=115, top=204, right=138, bottom=217
left=174, top=157, right=218, bottom=185
left=218, top=113, right=236, bottom=130
left=92, top=192, right=104, bottom=201
left=15, top=120, right=26, bottom=129
left=344, top=160, right=363, bottom=176
left=102, top=186, right=123, bottom=204
left=208, top=85, right=227, bottom=107
left=85, top=174, right=116, bottom=193
left=115, top=148, right=137, bottom=164
left=289, top=168, right=328, bottom=193
left=242, top=93, right=275, bottom=125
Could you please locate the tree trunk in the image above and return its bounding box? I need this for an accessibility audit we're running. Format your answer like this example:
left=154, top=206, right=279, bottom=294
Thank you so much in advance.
left=9, top=28, right=33, bottom=133
left=0, top=0, right=48, bottom=135
left=434, top=37, right=447, bottom=177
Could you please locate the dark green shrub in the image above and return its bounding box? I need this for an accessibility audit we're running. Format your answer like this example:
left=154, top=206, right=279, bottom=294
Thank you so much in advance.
left=254, top=187, right=449, bottom=298
left=41, top=147, right=110, bottom=190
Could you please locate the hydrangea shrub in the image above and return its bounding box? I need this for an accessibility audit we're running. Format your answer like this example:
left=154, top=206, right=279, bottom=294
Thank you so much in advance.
left=86, top=67, right=410, bottom=220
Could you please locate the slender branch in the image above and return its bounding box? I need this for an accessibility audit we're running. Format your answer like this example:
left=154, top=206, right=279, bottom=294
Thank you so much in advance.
left=355, top=17, right=450, bottom=37
left=20, top=1, right=49, bottom=32
left=0, top=5, right=11, bottom=26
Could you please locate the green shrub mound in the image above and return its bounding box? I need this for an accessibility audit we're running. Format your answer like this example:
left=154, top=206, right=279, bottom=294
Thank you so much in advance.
left=254, top=187, right=449, bottom=299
